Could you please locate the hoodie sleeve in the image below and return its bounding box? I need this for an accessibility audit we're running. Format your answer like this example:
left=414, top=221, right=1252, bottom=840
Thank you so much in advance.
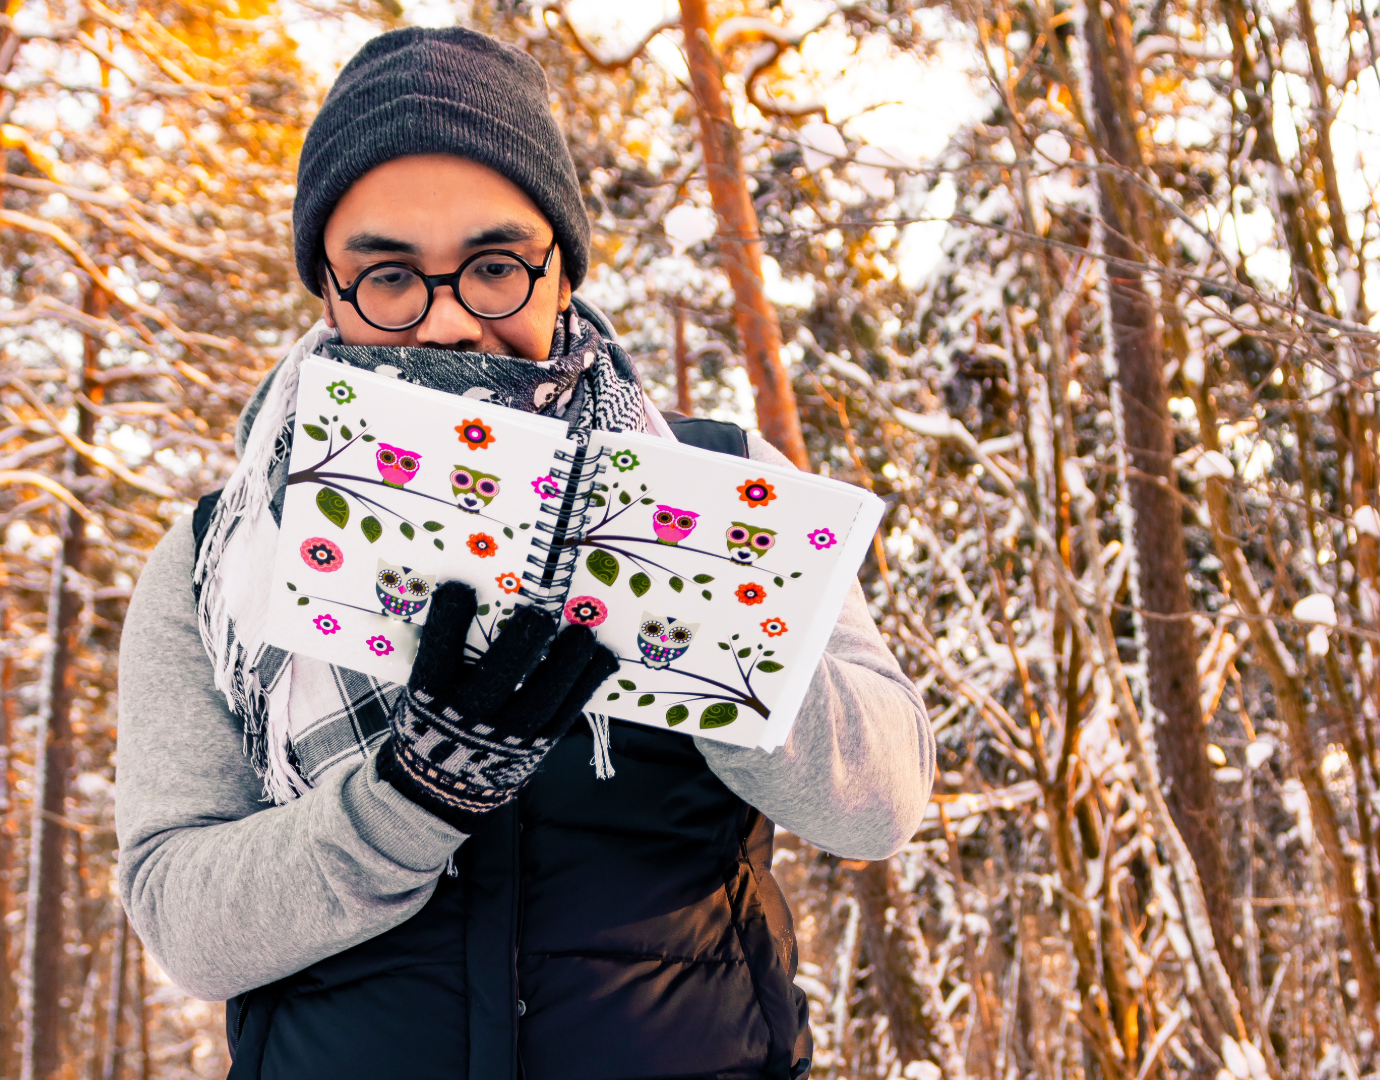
left=694, top=434, right=936, bottom=859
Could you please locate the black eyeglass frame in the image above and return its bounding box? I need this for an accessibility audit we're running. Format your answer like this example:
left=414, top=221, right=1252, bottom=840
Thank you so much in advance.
left=323, top=239, right=557, bottom=331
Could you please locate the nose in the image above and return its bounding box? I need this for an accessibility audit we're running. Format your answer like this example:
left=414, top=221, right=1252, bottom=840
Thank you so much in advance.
left=415, top=282, right=484, bottom=349
left=660, top=635, right=667, bottom=642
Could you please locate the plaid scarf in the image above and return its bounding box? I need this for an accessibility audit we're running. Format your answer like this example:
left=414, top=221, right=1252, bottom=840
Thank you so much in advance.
left=193, top=310, right=649, bottom=803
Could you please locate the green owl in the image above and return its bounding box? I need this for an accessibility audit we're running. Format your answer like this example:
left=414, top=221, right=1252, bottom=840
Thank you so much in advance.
left=725, top=522, right=776, bottom=564
left=450, top=466, right=501, bottom=513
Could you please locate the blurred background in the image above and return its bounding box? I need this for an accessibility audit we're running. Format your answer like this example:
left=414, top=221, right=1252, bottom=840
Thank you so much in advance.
left=2, top=0, right=1380, bottom=1077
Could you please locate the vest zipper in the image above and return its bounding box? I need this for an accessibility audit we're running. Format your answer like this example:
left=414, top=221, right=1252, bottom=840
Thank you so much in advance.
left=234, top=990, right=253, bottom=1043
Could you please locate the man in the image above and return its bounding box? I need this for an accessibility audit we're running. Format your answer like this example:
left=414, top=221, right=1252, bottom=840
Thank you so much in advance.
left=116, top=26, right=934, bottom=1080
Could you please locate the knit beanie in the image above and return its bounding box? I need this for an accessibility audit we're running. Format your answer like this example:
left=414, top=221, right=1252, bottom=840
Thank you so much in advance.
left=293, top=26, right=590, bottom=296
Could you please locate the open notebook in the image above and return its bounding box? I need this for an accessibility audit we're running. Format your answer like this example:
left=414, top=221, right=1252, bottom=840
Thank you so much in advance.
left=266, top=357, right=884, bottom=749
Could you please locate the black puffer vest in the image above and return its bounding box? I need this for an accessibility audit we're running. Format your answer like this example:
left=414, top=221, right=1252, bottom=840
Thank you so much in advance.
left=213, top=416, right=812, bottom=1080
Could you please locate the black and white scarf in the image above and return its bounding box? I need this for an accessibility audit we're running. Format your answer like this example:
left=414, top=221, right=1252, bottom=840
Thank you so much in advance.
left=193, top=308, right=659, bottom=803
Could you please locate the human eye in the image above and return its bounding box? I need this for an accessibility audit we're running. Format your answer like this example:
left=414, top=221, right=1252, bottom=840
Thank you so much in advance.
left=364, top=265, right=419, bottom=291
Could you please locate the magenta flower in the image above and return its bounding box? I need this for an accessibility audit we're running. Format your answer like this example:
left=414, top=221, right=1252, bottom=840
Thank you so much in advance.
left=532, top=475, right=561, bottom=500
left=806, top=527, right=837, bottom=551
left=563, top=595, right=608, bottom=628
left=365, top=635, right=395, bottom=657
left=313, top=613, right=340, bottom=636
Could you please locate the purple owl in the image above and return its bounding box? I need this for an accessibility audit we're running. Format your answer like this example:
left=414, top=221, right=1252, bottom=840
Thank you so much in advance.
left=376, top=443, right=421, bottom=488
left=652, top=505, right=699, bottom=545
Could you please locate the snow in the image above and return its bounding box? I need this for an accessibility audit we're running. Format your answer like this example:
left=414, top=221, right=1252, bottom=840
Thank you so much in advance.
left=1293, top=593, right=1337, bottom=627
left=662, top=204, right=716, bottom=257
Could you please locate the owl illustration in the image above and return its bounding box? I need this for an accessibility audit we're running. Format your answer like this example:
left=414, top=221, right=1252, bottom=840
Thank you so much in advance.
left=652, top=505, right=699, bottom=545
left=726, top=522, right=776, bottom=564
left=376, top=444, right=422, bottom=488
left=375, top=559, right=436, bottom=622
left=451, top=466, right=501, bottom=513
left=637, top=613, right=699, bottom=669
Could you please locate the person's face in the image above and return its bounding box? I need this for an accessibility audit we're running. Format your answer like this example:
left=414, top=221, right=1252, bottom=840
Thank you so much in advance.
left=319, top=154, right=572, bottom=359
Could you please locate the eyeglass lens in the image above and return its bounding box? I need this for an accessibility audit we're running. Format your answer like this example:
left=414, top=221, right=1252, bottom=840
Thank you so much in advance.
left=355, top=253, right=533, bottom=328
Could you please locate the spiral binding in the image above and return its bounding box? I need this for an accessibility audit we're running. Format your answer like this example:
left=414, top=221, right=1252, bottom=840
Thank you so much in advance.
left=521, top=441, right=610, bottom=614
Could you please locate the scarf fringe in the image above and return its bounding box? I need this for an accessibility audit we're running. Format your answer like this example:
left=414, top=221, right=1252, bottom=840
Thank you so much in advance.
left=586, top=712, right=616, bottom=780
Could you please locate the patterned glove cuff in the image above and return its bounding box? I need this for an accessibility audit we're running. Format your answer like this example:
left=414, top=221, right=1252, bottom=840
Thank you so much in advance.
left=378, top=687, right=554, bottom=833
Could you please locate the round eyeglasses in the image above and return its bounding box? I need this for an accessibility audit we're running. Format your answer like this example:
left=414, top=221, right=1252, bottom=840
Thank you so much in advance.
left=324, top=240, right=556, bottom=331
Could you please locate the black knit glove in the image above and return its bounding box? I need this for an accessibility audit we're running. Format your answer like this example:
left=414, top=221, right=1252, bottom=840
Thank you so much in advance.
left=377, top=581, right=618, bottom=832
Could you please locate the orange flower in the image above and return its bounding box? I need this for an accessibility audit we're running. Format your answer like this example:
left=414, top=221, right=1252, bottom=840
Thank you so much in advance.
left=737, top=478, right=776, bottom=508
left=468, top=532, right=498, bottom=558
left=760, top=617, right=788, bottom=637
left=456, top=418, right=495, bottom=450
left=735, top=582, right=767, bottom=606
left=495, top=571, right=522, bottom=594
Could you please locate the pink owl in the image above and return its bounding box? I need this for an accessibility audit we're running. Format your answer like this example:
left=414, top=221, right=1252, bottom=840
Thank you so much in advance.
left=652, top=505, right=699, bottom=545
left=376, top=443, right=421, bottom=488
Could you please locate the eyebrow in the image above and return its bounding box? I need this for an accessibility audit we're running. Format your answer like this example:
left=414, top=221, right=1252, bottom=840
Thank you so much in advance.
left=463, top=221, right=543, bottom=248
left=343, top=232, right=421, bottom=256
left=340, top=220, right=546, bottom=261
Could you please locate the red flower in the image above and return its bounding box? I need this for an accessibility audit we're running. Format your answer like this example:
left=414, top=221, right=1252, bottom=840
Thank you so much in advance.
left=563, top=595, right=609, bottom=627
left=737, top=478, right=777, bottom=508
left=300, top=537, right=344, bottom=572
left=456, top=418, right=495, bottom=450
left=735, top=582, right=767, bottom=606
left=468, top=532, right=498, bottom=558
left=495, top=571, right=522, bottom=594
left=760, top=617, right=788, bottom=637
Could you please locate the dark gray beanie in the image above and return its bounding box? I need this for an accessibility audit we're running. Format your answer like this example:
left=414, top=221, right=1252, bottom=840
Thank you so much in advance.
left=293, top=26, right=590, bottom=296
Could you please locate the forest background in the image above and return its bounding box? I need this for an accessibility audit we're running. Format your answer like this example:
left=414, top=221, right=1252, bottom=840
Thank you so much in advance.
left=1, top=0, right=1378, bottom=1077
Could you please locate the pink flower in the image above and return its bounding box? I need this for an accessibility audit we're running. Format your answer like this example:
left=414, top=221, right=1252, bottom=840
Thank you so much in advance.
left=532, top=475, right=561, bottom=500
left=563, top=595, right=608, bottom=627
left=313, top=613, right=340, bottom=635
left=806, top=527, right=837, bottom=551
left=366, top=635, right=395, bottom=657
left=301, top=537, right=344, bottom=571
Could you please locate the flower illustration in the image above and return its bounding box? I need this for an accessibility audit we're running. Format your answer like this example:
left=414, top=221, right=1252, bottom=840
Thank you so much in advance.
left=564, top=595, right=608, bottom=627
left=531, top=475, right=560, bottom=500
left=611, top=450, right=640, bottom=472
left=495, top=571, right=522, bottom=594
left=760, top=617, right=788, bottom=637
left=313, top=613, right=341, bottom=636
left=735, top=582, right=767, bottom=606
left=300, top=537, right=344, bottom=572
left=467, top=532, right=498, bottom=558
left=456, top=418, right=495, bottom=450
left=326, top=380, right=355, bottom=404
left=737, top=478, right=777, bottom=508
left=366, top=634, right=394, bottom=657
left=806, top=527, right=838, bottom=551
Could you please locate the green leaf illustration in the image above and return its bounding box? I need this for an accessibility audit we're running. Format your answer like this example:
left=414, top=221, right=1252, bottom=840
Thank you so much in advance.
left=434, top=539, right=444, bottom=550
left=519, top=522, right=531, bottom=530
left=303, top=424, right=328, bottom=442
left=763, top=650, right=775, bottom=656
left=702, top=590, right=712, bottom=600
left=361, top=516, right=382, bottom=543
left=774, top=577, right=784, bottom=587
left=738, top=647, right=752, bottom=658
left=665, top=704, right=689, bottom=726
left=423, top=521, right=444, bottom=532
left=587, top=549, right=619, bottom=586
left=361, top=434, right=376, bottom=442
left=630, top=572, right=651, bottom=597
left=339, top=424, right=352, bottom=440
left=607, top=692, right=620, bottom=701
left=400, top=522, right=415, bottom=540
left=316, top=487, right=348, bottom=528
left=589, top=493, right=605, bottom=506
left=503, top=526, right=514, bottom=539
left=669, top=577, right=683, bottom=593
left=637, top=694, right=655, bottom=707
left=718, top=642, right=730, bottom=650
left=319, top=415, right=329, bottom=424
left=693, top=574, right=714, bottom=584
left=790, top=572, right=802, bottom=578
left=477, top=604, right=490, bottom=616
left=700, top=703, right=739, bottom=729
left=617, top=679, right=637, bottom=691
left=619, top=490, right=631, bottom=505
left=640, top=498, right=654, bottom=505
left=297, top=597, right=309, bottom=606
left=286, top=582, right=296, bottom=591
left=757, top=661, right=784, bottom=673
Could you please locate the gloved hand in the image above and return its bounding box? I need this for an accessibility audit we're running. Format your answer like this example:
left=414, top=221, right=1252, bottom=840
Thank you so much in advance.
left=377, top=581, right=619, bottom=832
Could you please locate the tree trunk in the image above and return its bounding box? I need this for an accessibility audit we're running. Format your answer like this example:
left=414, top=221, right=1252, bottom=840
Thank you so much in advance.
left=99, top=913, right=126, bottom=1080
left=21, top=285, right=103, bottom=1080
left=1083, top=3, right=1247, bottom=1019
left=0, top=601, right=16, bottom=1079
left=677, top=0, right=808, bottom=468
